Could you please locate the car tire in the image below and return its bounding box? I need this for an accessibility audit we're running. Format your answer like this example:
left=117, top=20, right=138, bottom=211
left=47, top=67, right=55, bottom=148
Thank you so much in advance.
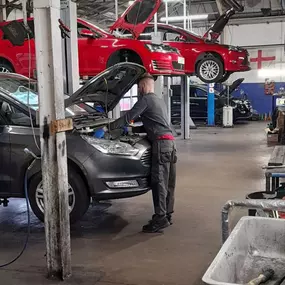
left=28, top=167, right=90, bottom=224
left=196, top=56, right=224, bottom=84
left=218, top=72, right=232, bottom=83
left=0, top=61, right=14, bottom=73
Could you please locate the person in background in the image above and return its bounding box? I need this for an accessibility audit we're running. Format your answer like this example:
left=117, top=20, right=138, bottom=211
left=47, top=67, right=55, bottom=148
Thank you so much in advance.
left=108, top=73, right=177, bottom=233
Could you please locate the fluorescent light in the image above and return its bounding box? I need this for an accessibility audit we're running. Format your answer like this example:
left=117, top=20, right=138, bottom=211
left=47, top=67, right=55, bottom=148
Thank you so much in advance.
left=258, top=68, right=285, bottom=78
left=160, top=14, right=208, bottom=22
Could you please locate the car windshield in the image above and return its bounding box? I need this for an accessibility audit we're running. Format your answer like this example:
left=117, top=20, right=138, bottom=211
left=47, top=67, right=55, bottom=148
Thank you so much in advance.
left=0, top=77, right=89, bottom=117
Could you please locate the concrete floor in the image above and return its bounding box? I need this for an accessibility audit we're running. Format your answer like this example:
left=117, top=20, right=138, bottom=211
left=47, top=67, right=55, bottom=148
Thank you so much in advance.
left=0, top=121, right=272, bottom=285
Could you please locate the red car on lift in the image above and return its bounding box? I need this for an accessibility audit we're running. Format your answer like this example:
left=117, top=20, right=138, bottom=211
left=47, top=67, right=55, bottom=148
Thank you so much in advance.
left=0, top=13, right=185, bottom=78
left=113, top=1, right=250, bottom=83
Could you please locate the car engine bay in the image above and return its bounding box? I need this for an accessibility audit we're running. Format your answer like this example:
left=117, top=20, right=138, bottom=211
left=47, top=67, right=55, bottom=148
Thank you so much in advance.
left=72, top=112, right=148, bottom=147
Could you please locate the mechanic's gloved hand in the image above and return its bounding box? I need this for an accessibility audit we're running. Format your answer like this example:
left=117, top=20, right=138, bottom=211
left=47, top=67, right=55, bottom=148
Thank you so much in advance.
left=94, top=126, right=108, bottom=138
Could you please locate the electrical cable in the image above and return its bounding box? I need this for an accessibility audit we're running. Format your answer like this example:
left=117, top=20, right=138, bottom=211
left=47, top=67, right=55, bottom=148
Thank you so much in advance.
left=0, top=159, right=32, bottom=268
left=27, top=32, right=40, bottom=151
left=0, top=23, right=40, bottom=268
left=103, top=77, right=111, bottom=132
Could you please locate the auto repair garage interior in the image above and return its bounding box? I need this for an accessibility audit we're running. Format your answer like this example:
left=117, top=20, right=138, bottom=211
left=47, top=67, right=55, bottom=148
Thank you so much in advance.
left=1, top=0, right=285, bottom=284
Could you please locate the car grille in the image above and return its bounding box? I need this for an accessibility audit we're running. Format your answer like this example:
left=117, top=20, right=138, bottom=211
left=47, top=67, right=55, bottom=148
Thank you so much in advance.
left=172, top=61, right=184, bottom=70
left=152, top=60, right=171, bottom=70
left=141, top=149, right=151, bottom=166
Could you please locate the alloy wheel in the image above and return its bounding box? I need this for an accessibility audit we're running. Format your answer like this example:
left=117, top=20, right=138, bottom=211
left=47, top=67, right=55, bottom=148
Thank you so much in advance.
left=35, top=181, right=76, bottom=214
left=199, top=60, right=220, bottom=81
left=0, top=67, right=11, bottom=73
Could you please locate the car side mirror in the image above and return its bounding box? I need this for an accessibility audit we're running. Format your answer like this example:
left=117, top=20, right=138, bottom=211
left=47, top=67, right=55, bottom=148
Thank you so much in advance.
left=80, top=29, right=95, bottom=38
left=18, top=86, right=27, bottom=92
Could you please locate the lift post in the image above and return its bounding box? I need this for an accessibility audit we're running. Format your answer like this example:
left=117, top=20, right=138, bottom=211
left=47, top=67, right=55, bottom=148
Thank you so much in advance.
left=207, top=83, right=215, bottom=126
left=112, top=0, right=121, bottom=119
left=181, top=76, right=190, bottom=139
left=33, top=0, right=71, bottom=279
left=60, top=0, right=80, bottom=95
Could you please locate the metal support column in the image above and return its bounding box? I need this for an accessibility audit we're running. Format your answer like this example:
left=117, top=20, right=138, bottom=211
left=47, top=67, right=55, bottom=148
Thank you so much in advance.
left=112, top=0, right=121, bottom=119
left=181, top=76, right=190, bottom=139
left=60, top=0, right=80, bottom=95
left=154, top=76, right=164, bottom=99
left=164, top=78, right=172, bottom=125
left=33, top=0, right=71, bottom=279
left=0, top=0, right=6, bottom=21
left=207, top=83, right=215, bottom=126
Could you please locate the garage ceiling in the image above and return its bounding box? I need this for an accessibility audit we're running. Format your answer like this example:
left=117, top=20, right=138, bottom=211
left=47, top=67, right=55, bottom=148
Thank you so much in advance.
left=1, top=0, right=285, bottom=29
left=75, top=0, right=285, bottom=29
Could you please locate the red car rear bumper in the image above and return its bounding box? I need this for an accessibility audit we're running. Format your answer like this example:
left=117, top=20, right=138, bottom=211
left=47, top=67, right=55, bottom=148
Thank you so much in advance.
left=145, top=52, right=185, bottom=76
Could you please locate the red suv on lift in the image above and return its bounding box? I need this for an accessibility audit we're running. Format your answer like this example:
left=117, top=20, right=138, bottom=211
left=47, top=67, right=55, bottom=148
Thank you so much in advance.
left=114, top=1, right=250, bottom=83
left=0, top=12, right=185, bottom=78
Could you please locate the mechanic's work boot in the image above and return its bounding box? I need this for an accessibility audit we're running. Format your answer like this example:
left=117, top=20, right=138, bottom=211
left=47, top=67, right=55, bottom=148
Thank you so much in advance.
left=167, top=214, right=173, bottom=225
left=142, top=216, right=170, bottom=233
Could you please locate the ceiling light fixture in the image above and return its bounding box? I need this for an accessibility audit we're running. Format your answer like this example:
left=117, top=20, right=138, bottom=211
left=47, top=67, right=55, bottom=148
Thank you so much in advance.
left=160, top=14, right=208, bottom=22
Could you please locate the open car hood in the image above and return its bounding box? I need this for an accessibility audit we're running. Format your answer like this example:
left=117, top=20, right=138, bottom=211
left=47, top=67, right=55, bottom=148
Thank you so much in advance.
left=203, top=8, right=236, bottom=41
left=219, top=78, right=244, bottom=96
left=65, top=63, right=146, bottom=111
left=110, top=0, right=162, bottom=39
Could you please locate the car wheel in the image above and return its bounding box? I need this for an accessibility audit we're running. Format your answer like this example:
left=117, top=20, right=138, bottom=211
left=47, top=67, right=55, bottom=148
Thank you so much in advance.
left=107, top=50, right=143, bottom=68
left=196, top=56, right=224, bottom=83
left=28, top=167, right=90, bottom=224
left=0, top=61, right=13, bottom=73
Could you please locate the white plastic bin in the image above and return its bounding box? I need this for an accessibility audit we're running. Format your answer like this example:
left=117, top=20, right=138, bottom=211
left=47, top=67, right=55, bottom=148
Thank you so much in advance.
left=203, top=216, right=285, bottom=285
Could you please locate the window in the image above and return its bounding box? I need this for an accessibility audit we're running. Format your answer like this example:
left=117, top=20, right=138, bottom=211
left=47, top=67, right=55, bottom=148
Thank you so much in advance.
left=120, top=85, right=138, bottom=112
left=193, top=88, right=207, bottom=98
left=77, top=23, right=101, bottom=38
left=0, top=100, right=31, bottom=127
left=165, top=31, right=185, bottom=42
left=138, top=27, right=153, bottom=40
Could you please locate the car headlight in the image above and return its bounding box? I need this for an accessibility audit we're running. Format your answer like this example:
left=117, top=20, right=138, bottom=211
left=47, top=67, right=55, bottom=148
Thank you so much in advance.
left=145, top=43, right=177, bottom=53
left=228, top=46, right=240, bottom=51
left=81, top=135, right=139, bottom=156
left=145, top=43, right=164, bottom=52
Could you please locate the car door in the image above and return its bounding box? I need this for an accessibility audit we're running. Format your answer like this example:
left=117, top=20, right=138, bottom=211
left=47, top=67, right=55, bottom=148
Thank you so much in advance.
left=0, top=98, right=40, bottom=196
left=77, top=22, right=109, bottom=77
left=0, top=104, right=11, bottom=196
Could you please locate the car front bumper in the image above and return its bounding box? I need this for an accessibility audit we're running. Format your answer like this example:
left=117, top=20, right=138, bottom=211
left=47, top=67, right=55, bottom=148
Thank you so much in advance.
left=147, top=52, right=185, bottom=76
left=225, top=50, right=251, bottom=72
left=81, top=140, right=152, bottom=200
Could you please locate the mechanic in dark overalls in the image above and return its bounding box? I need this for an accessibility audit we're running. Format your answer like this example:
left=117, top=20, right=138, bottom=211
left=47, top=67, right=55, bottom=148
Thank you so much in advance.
left=109, top=74, right=177, bottom=233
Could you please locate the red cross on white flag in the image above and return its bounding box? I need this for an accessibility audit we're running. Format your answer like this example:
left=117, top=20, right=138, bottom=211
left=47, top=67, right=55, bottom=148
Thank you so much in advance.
left=249, top=49, right=276, bottom=70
